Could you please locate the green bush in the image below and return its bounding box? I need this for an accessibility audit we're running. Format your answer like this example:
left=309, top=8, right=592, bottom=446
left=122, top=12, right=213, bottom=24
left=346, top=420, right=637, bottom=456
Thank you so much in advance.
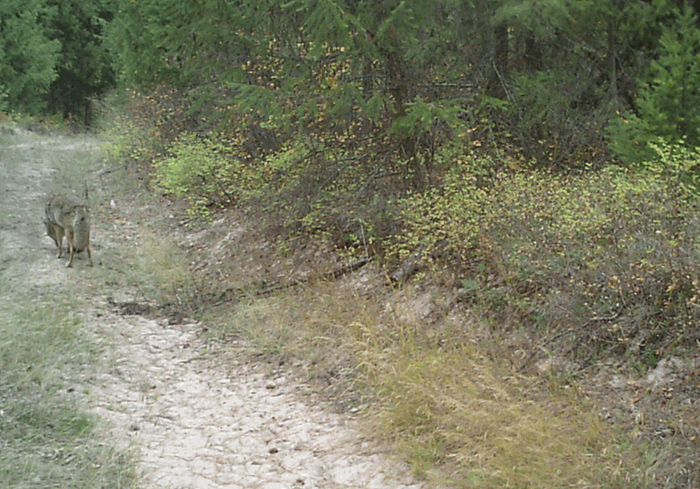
left=644, top=139, right=700, bottom=196
left=100, top=88, right=194, bottom=170
left=154, top=133, right=248, bottom=219
left=396, top=154, right=700, bottom=367
left=392, top=153, right=490, bottom=263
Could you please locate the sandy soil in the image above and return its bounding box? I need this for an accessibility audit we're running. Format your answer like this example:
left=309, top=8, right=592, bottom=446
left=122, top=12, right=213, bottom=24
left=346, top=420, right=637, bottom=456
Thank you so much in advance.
left=1, top=129, right=425, bottom=489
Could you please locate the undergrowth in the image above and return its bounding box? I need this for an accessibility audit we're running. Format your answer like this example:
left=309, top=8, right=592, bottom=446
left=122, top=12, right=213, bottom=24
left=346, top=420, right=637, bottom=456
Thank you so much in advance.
left=393, top=153, right=700, bottom=371
left=101, top=89, right=403, bottom=249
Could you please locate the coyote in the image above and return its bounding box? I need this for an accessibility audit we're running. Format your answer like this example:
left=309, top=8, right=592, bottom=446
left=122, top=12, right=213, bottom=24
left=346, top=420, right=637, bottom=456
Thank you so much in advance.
left=44, top=194, right=93, bottom=267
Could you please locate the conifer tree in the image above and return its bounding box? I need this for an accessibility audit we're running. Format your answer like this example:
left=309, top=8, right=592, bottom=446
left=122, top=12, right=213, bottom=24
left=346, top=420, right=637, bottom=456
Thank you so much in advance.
left=46, top=0, right=115, bottom=125
left=610, top=3, right=700, bottom=164
left=0, top=0, right=60, bottom=114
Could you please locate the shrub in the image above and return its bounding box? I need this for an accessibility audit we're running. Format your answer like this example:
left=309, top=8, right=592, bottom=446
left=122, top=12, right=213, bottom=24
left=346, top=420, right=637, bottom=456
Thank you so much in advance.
left=153, top=133, right=248, bottom=219
left=395, top=154, right=700, bottom=368
left=100, top=88, right=194, bottom=169
left=391, top=152, right=491, bottom=263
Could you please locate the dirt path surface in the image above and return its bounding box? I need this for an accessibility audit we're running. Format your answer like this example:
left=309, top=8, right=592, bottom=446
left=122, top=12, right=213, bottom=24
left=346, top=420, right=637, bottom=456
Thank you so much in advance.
left=88, top=304, right=421, bottom=489
left=1, top=130, right=425, bottom=489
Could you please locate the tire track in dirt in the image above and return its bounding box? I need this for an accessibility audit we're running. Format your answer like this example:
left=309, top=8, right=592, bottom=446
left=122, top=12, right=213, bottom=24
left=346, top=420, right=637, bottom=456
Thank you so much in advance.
left=3, top=129, right=426, bottom=489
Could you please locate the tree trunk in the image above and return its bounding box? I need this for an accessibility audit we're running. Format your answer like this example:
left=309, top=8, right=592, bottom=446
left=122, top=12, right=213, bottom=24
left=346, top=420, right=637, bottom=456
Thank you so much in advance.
left=487, top=22, right=509, bottom=99
left=384, top=31, right=424, bottom=190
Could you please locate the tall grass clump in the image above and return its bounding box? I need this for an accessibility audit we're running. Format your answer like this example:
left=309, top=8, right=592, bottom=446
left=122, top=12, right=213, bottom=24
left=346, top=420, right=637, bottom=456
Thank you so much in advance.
left=0, top=282, right=136, bottom=488
left=127, top=228, right=200, bottom=310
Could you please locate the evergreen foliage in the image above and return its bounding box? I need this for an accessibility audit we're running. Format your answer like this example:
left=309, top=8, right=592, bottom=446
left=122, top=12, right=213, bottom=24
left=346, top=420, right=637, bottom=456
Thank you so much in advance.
left=46, top=0, right=115, bottom=125
left=0, top=0, right=60, bottom=114
left=4, top=0, right=700, bottom=153
left=0, top=0, right=113, bottom=120
left=101, top=0, right=700, bottom=255
left=104, top=0, right=700, bottom=171
left=610, top=3, right=700, bottom=165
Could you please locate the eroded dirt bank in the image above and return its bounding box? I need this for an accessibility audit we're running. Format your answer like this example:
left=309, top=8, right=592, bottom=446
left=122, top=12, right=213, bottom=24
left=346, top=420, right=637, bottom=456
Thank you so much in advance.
left=1, top=129, right=425, bottom=489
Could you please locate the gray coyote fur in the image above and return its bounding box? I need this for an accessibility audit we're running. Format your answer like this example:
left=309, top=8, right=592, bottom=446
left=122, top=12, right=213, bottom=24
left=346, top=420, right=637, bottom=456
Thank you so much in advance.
left=44, top=194, right=93, bottom=267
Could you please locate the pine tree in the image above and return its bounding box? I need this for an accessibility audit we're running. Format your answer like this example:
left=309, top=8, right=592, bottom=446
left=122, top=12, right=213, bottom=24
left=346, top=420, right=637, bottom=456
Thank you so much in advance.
left=610, top=3, right=700, bottom=164
left=0, top=0, right=60, bottom=114
left=46, top=0, right=115, bottom=125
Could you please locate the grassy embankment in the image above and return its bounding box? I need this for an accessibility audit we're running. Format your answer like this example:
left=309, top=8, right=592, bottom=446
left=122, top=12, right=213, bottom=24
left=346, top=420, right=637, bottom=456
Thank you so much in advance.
left=206, top=164, right=699, bottom=488
left=100, top=95, right=700, bottom=488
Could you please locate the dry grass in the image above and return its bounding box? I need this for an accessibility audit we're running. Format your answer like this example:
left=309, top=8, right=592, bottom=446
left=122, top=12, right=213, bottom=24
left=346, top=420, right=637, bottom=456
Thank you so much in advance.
left=127, top=229, right=195, bottom=303
left=206, top=279, right=649, bottom=488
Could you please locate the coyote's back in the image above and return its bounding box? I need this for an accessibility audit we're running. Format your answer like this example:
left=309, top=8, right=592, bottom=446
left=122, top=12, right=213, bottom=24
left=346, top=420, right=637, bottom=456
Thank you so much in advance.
left=44, top=194, right=93, bottom=267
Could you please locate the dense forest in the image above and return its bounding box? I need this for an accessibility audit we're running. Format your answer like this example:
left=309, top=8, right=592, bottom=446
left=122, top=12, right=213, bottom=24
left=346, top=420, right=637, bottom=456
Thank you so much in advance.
left=4, top=1, right=700, bottom=486
left=5, top=0, right=700, bottom=167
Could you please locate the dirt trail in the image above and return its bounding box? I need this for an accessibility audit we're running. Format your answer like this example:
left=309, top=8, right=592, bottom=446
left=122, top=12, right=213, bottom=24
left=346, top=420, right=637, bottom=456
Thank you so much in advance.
left=1, top=130, right=425, bottom=489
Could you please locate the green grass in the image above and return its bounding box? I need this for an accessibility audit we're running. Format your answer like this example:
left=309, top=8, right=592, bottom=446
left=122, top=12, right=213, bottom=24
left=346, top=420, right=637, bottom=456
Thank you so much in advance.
left=0, top=272, right=136, bottom=488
